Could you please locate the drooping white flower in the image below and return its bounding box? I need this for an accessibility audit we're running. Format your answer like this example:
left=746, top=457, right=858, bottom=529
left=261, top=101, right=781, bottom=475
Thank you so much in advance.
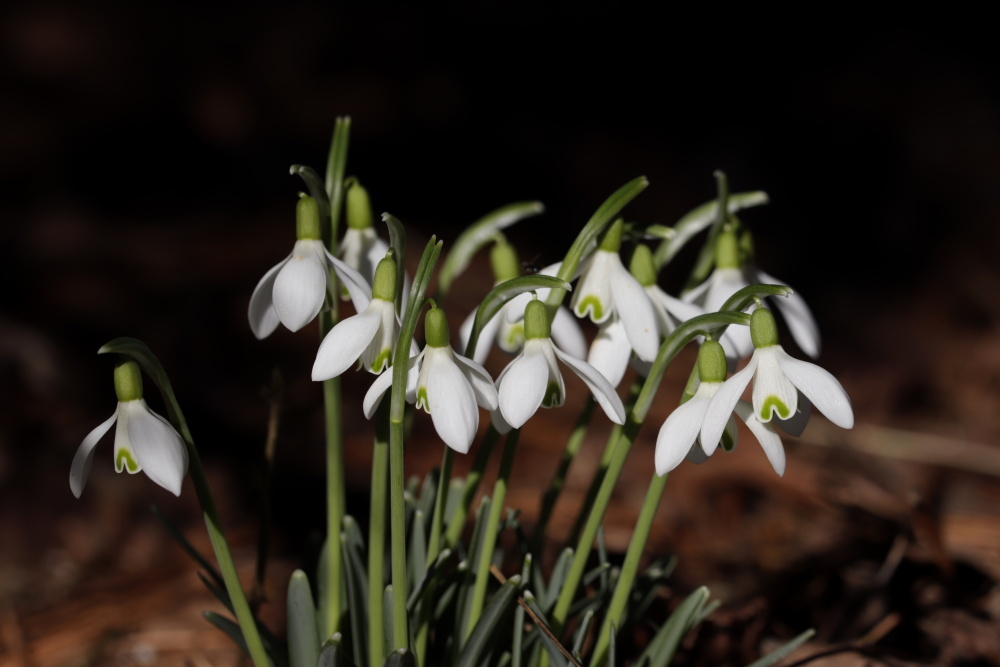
left=655, top=341, right=785, bottom=476
left=364, top=307, right=497, bottom=454
left=313, top=255, right=403, bottom=380
left=248, top=196, right=372, bottom=339
left=70, top=361, right=188, bottom=498
left=700, top=308, right=853, bottom=454
left=495, top=299, right=625, bottom=430
left=589, top=244, right=703, bottom=386
left=571, top=220, right=659, bottom=363
left=684, top=228, right=820, bottom=362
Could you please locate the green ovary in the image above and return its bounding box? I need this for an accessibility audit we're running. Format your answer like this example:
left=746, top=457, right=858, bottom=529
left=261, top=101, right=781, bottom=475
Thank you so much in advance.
left=760, top=395, right=791, bottom=420
left=116, top=449, right=141, bottom=474
left=575, top=296, right=603, bottom=321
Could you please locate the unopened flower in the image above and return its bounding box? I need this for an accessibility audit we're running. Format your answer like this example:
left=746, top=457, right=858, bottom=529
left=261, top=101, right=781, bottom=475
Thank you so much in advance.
left=655, top=340, right=785, bottom=476
left=248, top=196, right=372, bottom=339
left=70, top=360, right=188, bottom=497
left=364, top=307, right=497, bottom=453
left=700, top=308, right=853, bottom=456
left=313, top=255, right=403, bottom=379
left=495, top=299, right=625, bottom=430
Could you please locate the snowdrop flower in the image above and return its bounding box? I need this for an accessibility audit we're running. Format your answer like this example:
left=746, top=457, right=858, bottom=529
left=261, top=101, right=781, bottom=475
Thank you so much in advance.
left=656, top=340, right=785, bottom=476
left=589, top=245, right=703, bottom=386
left=248, top=196, right=372, bottom=339
left=571, top=220, right=658, bottom=363
left=364, top=307, right=497, bottom=454
left=313, top=255, right=402, bottom=380
left=70, top=360, right=188, bottom=497
left=459, top=239, right=587, bottom=364
left=496, top=298, right=625, bottom=430
left=701, top=307, right=853, bottom=458
left=684, top=228, right=820, bottom=362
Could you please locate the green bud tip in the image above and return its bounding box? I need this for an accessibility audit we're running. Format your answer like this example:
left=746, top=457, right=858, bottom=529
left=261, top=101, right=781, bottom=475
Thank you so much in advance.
left=296, top=196, right=322, bottom=240
left=113, top=359, right=143, bottom=402
left=424, top=307, right=450, bottom=348
left=739, top=228, right=756, bottom=262
left=346, top=180, right=373, bottom=230
left=714, top=228, right=740, bottom=269
left=523, top=298, right=551, bottom=340
left=598, top=218, right=624, bottom=253
left=697, top=340, right=728, bottom=383
left=490, top=237, right=521, bottom=283
left=750, top=307, right=780, bottom=348
left=372, top=255, right=397, bottom=302
left=629, top=244, right=657, bottom=287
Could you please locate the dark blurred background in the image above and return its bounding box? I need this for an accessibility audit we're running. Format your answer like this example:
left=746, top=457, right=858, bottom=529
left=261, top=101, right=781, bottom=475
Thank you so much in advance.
left=3, top=3, right=1000, bottom=665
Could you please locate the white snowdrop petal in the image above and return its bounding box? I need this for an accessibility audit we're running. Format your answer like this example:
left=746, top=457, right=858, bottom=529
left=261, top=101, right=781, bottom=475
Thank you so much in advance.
left=453, top=353, right=499, bottom=411
left=587, top=319, right=631, bottom=388
left=756, top=269, right=821, bottom=359
left=776, top=352, right=854, bottom=429
left=610, top=261, right=660, bottom=362
left=127, top=400, right=189, bottom=496
left=248, top=256, right=289, bottom=339
left=327, top=250, right=373, bottom=312
left=312, top=306, right=382, bottom=381
left=272, top=246, right=329, bottom=332
left=654, top=288, right=705, bottom=326
left=572, top=253, right=613, bottom=324
left=363, top=370, right=395, bottom=419
left=425, top=352, right=480, bottom=454
left=700, top=356, right=757, bottom=448
left=490, top=408, right=512, bottom=434
left=554, top=345, right=626, bottom=425
left=750, top=347, right=798, bottom=422
left=735, top=401, right=786, bottom=476
left=498, top=345, right=549, bottom=429
left=550, top=306, right=586, bottom=360
left=460, top=306, right=502, bottom=365
left=69, top=410, right=118, bottom=498
left=655, top=395, right=708, bottom=476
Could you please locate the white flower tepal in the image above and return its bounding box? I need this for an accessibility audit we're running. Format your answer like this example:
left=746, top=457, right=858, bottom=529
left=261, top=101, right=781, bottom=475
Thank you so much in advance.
left=248, top=196, right=372, bottom=339
left=70, top=360, right=188, bottom=498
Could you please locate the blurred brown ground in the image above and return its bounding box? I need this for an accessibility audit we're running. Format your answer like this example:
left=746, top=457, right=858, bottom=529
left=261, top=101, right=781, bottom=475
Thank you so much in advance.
left=2, top=4, right=1000, bottom=666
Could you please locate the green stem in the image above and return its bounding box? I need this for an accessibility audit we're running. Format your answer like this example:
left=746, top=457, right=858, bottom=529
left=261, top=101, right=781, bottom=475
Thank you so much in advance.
left=465, top=429, right=520, bottom=638
left=589, top=472, right=668, bottom=666
left=529, top=397, right=595, bottom=557
left=416, top=446, right=454, bottom=664
left=444, top=426, right=500, bottom=546
left=369, top=402, right=390, bottom=666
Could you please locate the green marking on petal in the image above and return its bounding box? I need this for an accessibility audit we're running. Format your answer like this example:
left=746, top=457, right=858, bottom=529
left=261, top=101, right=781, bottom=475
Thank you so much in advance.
left=720, top=429, right=735, bottom=452
left=115, top=448, right=140, bottom=474
left=760, top=395, right=790, bottom=420
left=369, top=348, right=392, bottom=374
left=416, top=386, right=429, bottom=412
left=575, top=295, right=603, bottom=321
left=542, top=382, right=562, bottom=407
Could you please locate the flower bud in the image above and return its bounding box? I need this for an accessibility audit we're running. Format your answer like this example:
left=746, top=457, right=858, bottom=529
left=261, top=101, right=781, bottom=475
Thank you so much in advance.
left=113, top=359, right=143, bottom=403
left=424, top=307, right=450, bottom=348
left=523, top=299, right=551, bottom=340
left=714, top=228, right=740, bottom=269
left=750, top=307, right=780, bottom=348
left=346, top=180, right=373, bottom=231
left=296, top=196, right=322, bottom=240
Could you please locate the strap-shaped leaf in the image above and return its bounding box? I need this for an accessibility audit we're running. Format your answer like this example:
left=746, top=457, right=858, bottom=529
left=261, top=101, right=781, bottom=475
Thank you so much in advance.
left=438, top=201, right=545, bottom=298
left=151, top=505, right=224, bottom=590
left=463, top=274, right=570, bottom=359
left=318, top=632, right=358, bottom=667
left=383, top=648, right=417, bottom=667
left=341, top=517, right=369, bottom=667
left=381, top=213, right=408, bottom=311
left=636, top=586, right=710, bottom=666
left=653, top=189, right=769, bottom=270
left=287, top=570, right=320, bottom=667
left=455, top=575, right=522, bottom=667
left=744, top=628, right=815, bottom=667
left=289, top=164, right=331, bottom=223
